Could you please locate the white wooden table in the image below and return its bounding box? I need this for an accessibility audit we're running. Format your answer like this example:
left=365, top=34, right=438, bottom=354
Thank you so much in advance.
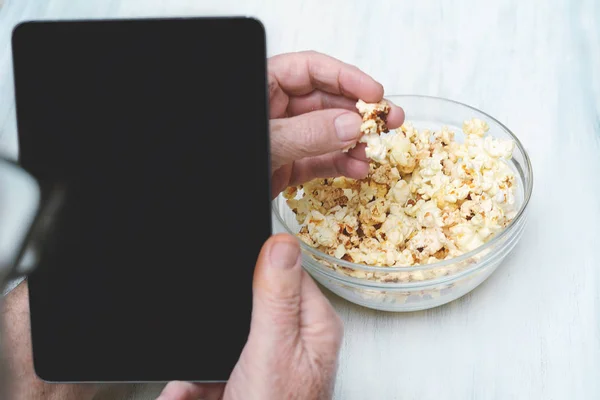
left=1, top=1, right=599, bottom=399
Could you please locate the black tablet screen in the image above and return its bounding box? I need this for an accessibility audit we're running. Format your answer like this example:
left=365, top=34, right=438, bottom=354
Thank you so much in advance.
left=12, top=17, right=271, bottom=382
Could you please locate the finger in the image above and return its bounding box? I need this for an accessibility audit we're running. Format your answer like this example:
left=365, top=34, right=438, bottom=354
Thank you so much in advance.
left=250, top=233, right=303, bottom=342
left=267, top=71, right=289, bottom=118
left=287, top=92, right=405, bottom=131
left=157, top=381, right=225, bottom=400
left=286, top=91, right=357, bottom=116
left=271, top=164, right=294, bottom=199
left=271, top=152, right=369, bottom=198
left=385, top=98, right=406, bottom=129
left=287, top=152, right=369, bottom=187
left=270, top=109, right=362, bottom=171
left=346, top=143, right=368, bottom=161
left=268, top=51, right=384, bottom=102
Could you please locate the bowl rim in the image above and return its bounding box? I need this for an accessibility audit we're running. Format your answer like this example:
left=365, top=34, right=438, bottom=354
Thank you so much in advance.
left=273, top=94, right=534, bottom=273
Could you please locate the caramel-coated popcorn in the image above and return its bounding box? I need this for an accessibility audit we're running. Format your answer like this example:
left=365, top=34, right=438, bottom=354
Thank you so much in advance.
left=285, top=100, right=518, bottom=274
left=342, top=99, right=390, bottom=158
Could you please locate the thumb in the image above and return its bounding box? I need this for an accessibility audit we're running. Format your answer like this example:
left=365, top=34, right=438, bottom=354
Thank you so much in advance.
left=250, top=233, right=303, bottom=342
left=270, top=109, right=362, bottom=171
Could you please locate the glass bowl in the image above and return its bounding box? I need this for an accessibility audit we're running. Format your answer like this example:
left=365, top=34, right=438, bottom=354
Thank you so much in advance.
left=272, top=95, right=533, bottom=312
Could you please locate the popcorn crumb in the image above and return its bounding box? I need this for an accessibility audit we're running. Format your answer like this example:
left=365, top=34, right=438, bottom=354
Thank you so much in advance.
left=286, top=111, right=518, bottom=279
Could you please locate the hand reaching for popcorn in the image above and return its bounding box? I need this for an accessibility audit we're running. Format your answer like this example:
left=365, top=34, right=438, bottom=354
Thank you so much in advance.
left=267, top=51, right=405, bottom=198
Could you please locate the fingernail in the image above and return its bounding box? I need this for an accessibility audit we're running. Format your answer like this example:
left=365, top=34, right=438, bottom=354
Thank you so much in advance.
left=270, top=240, right=301, bottom=269
left=334, top=113, right=361, bottom=142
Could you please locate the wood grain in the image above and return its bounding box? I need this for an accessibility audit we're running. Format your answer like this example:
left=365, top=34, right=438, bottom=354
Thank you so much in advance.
left=1, top=0, right=599, bottom=399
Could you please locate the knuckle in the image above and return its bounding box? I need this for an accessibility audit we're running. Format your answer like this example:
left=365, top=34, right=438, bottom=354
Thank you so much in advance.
left=269, top=118, right=285, bottom=137
left=267, top=73, right=279, bottom=98
left=319, top=92, right=330, bottom=109
left=301, top=49, right=321, bottom=58
left=261, top=290, right=301, bottom=322
left=302, top=120, right=324, bottom=149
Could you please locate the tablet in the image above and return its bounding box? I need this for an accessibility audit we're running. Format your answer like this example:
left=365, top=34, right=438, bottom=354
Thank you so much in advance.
left=12, top=17, right=271, bottom=382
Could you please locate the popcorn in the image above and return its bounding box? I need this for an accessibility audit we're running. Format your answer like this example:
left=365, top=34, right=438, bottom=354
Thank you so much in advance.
left=356, top=99, right=391, bottom=135
left=371, top=164, right=400, bottom=185
left=343, top=100, right=391, bottom=161
left=388, top=179, right=410, bottom=204
left=463, top=118, right=489, bottom=137
left=386, top=132, right=417, bottom=173
left=286, top=113, right=518, bottom=276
